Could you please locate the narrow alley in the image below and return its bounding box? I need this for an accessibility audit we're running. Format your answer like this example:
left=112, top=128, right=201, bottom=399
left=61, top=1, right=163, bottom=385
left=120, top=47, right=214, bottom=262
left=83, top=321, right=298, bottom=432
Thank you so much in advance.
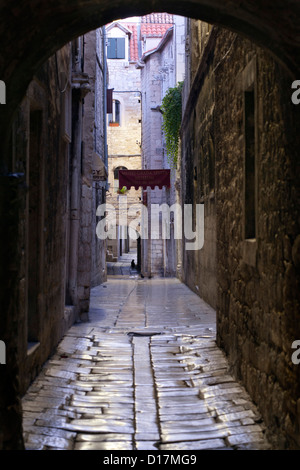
left=0, top=0, right=299, bottom=453
left=22, top=271, right=271, bottom=451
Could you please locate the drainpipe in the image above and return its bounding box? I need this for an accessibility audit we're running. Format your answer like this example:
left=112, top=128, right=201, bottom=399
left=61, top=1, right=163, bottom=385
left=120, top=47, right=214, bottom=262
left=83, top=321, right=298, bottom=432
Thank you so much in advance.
left=69, top=38, right=90, bottom=315
left=102, top=27, right=108, bottom=190
left=68, top=91, right=81, bottom=310
left=68, top=39, right=82, bottom=311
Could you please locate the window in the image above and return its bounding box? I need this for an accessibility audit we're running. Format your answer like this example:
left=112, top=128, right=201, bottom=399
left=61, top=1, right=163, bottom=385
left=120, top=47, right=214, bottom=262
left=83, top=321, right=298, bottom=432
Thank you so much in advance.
left=240, top=59, right=257, bottom=267
left=107, top=38, right=125, bottom=59
left=244, top=88, right=256, bottom=239
left=109, top=100, right=121, bottom=126
left=114, top=100, right=120, bottom=124
left=114, top=166, right=127, bottom=192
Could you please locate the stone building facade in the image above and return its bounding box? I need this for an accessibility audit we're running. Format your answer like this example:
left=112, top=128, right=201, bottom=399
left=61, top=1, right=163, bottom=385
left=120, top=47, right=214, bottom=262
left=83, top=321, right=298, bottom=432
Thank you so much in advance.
left=105, top=14, right=186, bottom=275
left=137, top=14, right=186, bottom=277
left=69, top=29, right=108, bottom=313
left=180, top=21, right=216, bottom=307
left=0, top=28, right=107, bottom=448
left=181, top=20, right=300, bottom=449
left=105, top=20, right=142, bottom=262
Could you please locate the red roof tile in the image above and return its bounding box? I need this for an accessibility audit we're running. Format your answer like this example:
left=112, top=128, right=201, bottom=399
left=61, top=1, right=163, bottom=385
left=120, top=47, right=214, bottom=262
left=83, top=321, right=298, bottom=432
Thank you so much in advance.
left=140, top=26, right=174, bottom=61
left=140, top=23, right=173, bottom=38
left=141, top=13, right=173, bottom=24
left=125, top=23, right=139, bottom=62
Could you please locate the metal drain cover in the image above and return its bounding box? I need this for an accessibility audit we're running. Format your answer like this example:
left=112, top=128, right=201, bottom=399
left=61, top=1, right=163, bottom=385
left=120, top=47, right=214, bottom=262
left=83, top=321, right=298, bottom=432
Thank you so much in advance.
left=127, top=331, right=163, bottom=337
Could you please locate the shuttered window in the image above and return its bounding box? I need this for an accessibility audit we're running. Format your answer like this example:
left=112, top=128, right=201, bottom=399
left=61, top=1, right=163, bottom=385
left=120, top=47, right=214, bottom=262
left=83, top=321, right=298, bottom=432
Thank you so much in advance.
left=107, top=38, right=125, bottom=59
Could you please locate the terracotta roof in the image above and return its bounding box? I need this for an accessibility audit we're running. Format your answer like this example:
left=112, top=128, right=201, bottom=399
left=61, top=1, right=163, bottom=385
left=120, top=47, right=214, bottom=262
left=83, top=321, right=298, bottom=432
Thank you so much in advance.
left=139, top=26, right=174, bottom=62
left=140, top=23, right=173, bottom=38
left=141, top=13, right=173, bottom=24
left=127, top=21, right=173, bottom=62
left=106, top=21, right=132, bottom=35
left=125, top=23, right=139, bottom=62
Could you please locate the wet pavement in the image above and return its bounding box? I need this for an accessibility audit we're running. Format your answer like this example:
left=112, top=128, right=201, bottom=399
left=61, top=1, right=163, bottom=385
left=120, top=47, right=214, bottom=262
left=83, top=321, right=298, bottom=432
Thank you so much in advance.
left=22, top=276, right=272, bottom=451
left=106, top=249, right=138, bottom=276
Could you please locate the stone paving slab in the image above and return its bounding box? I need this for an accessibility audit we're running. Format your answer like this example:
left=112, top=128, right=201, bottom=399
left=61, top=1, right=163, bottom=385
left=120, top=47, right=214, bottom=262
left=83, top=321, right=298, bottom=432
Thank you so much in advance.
left=159, top=438, right=229, bottom=450
left=22, top=277, right=272, bottom=451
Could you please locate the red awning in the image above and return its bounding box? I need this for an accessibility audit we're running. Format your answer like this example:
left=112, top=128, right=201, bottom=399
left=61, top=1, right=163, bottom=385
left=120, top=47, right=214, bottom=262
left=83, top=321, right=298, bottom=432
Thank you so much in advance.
left=119, top=169, right=170, bottom=190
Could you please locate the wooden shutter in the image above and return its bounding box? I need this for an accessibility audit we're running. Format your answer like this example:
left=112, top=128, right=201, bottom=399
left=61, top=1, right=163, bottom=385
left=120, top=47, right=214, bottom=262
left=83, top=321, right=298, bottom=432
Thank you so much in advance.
left=107, top=38, right=117, bottom=58
left=107, top=38, right=125, bottom=59
left=116, top=38, right=125, bottom=59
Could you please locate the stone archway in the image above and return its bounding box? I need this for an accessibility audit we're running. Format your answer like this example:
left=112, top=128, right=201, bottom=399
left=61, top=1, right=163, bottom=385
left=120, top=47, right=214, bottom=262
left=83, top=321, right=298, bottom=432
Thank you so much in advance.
left=0, top=0, right=300, bottom=150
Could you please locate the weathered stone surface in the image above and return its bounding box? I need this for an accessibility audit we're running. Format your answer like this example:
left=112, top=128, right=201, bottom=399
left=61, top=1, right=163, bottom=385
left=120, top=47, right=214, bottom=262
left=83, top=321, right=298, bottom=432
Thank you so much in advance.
left=22, top=278, right=271, bottom=451
left=74, top=441, right=133, bottom=450
left=159, top=438, right=228, bottom=450
left=181, top=19, right=300, bottom=450
left=26, top=434, right=73, bottom=450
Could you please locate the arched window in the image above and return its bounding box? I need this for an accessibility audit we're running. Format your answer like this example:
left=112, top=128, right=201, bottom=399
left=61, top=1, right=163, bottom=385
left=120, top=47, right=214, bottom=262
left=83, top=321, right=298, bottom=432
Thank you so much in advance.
left=114, top=166, right=127, bottom=192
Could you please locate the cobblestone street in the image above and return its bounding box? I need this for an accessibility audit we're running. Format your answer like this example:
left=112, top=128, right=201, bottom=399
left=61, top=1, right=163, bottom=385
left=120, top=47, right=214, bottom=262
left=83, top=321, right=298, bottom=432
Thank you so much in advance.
left=22, top=276, right=272, bottom=451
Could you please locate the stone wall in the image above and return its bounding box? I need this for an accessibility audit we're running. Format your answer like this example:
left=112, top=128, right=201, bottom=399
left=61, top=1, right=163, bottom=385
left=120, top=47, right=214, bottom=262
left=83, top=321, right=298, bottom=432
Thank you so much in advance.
left=181, top=20, right=217, bottom=308
left=106, top=22, right=142, bottom=260
left=214, top=29, right=300, bottom=450
left=7, top=29, right=107, bottom=397
left=106, top=155, right=142, bottom=259
left=139, top=18, right=185, bottom=277
left=107, top=89, right=142, bottom=157
left=77, top=29, right=107, bottom=311
left=181, top=21, right=300, bottom=449
left=140, top=50, right=164, bottom=276
left=91, top=29, right=108, bottom=287
left=0, top=33, right=107, bottom=447
left=10, top=45, right=75, bottom=396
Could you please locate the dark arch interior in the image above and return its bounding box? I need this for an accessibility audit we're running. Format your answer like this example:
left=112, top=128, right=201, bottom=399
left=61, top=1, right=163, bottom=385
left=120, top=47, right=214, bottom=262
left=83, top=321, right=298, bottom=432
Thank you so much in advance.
left=0, top=0, right=299, bottom=140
